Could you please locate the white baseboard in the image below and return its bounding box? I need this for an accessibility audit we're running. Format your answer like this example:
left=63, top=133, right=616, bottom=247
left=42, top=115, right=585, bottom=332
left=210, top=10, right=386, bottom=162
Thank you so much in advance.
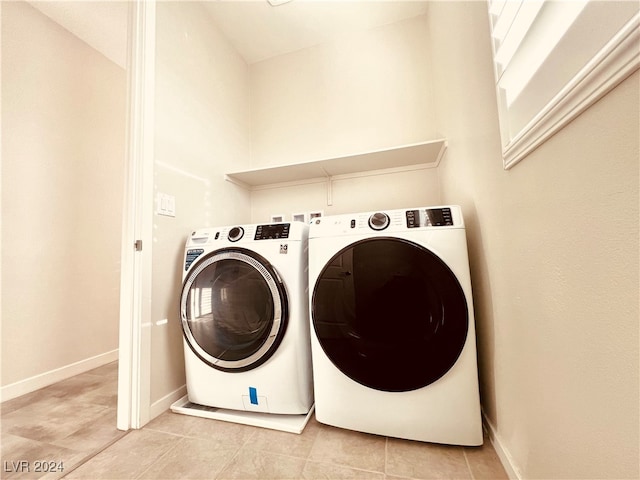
left=1, top=349, right=119, bottom=402
left=148, top=384, right=187, bottom=423
left=482, top=411, right=522, bottom=480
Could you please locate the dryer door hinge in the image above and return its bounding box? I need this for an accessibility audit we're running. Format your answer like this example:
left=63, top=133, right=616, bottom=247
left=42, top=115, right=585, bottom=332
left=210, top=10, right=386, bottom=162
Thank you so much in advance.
left=134, top=240, right=143, bottom=251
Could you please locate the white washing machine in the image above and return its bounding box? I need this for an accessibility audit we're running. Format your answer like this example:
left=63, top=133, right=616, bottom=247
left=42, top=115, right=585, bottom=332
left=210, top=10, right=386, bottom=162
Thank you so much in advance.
left=178, top=221, right=314, bottom=417
left=308, top=206, right=482, bottom=445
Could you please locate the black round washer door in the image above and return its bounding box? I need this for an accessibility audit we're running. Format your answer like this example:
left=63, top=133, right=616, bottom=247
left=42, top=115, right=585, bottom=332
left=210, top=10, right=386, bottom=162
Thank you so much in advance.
left=312, top=237, right=468, bottom=392
left=180, top=248, right=288, bottom=372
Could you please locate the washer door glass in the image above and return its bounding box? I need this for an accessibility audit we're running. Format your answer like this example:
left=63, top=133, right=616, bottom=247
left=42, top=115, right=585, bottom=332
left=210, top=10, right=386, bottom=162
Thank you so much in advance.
left=312, top=237, right=468, bottom=392
left=180, top=248, right=288, bottom=372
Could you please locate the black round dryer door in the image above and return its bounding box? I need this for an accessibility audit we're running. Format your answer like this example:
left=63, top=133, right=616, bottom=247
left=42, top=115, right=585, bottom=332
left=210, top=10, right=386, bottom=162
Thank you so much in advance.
left=312, top=237, right=468, bottom=392
left=180, top=248, right=288, bottom=372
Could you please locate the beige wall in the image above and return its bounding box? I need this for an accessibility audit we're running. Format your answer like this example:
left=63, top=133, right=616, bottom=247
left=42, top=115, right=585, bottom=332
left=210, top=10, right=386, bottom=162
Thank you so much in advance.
left=150, top=2, right=251, bottom=407
left=249, top=14, right=440, bottom=222
left=250, top=168, right=441, bottom=223
left=428, top=2, right=639, bottom=479
left=250, top=14, right=436, bottom=168
left=1, top=2, right=125, bottom=391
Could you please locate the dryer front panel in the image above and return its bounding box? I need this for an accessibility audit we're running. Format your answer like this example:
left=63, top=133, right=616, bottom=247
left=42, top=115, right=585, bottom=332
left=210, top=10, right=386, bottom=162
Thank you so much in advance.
left=180, top=248, right=288, bottom=372
left=312, top=237, right=468, bottom=392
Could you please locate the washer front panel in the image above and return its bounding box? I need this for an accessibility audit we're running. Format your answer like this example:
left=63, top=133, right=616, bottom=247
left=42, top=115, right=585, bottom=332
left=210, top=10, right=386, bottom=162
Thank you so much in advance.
left=181, top=248, right=288, bottom=372
left=312, top=237, right=468, bottom=392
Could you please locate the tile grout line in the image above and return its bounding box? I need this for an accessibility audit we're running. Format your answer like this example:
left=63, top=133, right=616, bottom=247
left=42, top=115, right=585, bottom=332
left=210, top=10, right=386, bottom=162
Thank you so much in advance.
left=304, top=420, right=322, bottom=462
left=57, top=429, right=130, bottom=480
left=384, top=436, right=389, bottom=477
left=133, top=435, right=189, bottom=480
left=144, top=415, right=323, bottom=469
left=303, top=452, right=389, bottom=476
left=212, top=420, right=261, bottom=479
left=227, top=421, right=390, bottom=477
left=307, top=423, right=390, bottom=477
left=142, top=418, right=260, bottom=480
left=299, top=418, right=325, bottom=477
left=463, top=447, right=475, bottom=480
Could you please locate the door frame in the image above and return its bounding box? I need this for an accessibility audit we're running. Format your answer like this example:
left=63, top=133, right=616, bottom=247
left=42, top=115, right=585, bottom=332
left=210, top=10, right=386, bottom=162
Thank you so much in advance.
left=117, top=0, right=156, bottom=431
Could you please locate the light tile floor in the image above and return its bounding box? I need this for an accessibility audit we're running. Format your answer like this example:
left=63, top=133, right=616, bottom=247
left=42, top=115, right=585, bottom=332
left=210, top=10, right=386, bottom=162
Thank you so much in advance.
left=1, top=362, right=124, bottom=480
left=2, top=363, right=508, bottom=479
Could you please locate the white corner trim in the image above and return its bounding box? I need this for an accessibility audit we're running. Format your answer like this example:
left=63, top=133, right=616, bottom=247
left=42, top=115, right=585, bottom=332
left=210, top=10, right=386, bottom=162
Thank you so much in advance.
left=148, top=384, right=188, bottom=422
left=503, top=11, right=640, bottom=169
left=0, top=349, right=119, bottom=402
left=482, top=411, right=522, bottom=480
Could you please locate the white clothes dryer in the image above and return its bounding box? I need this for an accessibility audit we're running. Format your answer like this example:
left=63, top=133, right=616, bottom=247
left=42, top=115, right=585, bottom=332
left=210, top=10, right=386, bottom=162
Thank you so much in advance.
left=308, top=206, right=482, bottom=445
left=179, top=222, right=313, bottom=416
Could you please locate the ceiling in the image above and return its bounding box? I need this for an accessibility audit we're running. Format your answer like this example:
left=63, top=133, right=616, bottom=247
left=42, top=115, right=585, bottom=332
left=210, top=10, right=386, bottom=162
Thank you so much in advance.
left=203, top=1, right=430, bottom=64
left=28, top=1, right=430, bottom=68
left=28, top=1, right=130, bottom=69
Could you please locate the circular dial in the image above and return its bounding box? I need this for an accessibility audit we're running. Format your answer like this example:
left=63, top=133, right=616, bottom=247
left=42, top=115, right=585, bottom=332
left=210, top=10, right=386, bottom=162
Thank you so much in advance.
left=228, top=226, right=244, bottom=242
left=368, top=212, right=390, bottom=231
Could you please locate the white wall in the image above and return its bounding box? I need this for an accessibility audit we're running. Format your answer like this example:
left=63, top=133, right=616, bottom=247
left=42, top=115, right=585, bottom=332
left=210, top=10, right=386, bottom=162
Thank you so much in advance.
left=150, top=2, right=251, bottom=409
left=427, top=2, right=639, bottom=479
left=249, top=14, right=441, bottom=222
left=1, top=1, right=125, bottom=397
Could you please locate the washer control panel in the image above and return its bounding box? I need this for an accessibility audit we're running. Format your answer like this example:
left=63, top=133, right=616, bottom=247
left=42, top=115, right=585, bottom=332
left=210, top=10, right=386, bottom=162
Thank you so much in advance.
left=255, top=223, right=290, bottom=240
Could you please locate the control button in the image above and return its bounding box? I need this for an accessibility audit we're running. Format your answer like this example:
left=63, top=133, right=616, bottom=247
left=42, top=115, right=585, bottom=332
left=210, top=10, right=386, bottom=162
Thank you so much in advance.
left=406, top=210, right=419, bottom=228
left=368, top=212, right=390, bottom=231
left=350, top=219, right=356, bottom=228
left=228, top=226, right=244, bottom=242
left=442, top=208, right=453, bottom=225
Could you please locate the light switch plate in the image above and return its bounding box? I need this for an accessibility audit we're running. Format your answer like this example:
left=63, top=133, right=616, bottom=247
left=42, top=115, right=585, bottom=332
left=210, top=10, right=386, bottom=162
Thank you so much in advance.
left=156, top=193, right=176, bottom=217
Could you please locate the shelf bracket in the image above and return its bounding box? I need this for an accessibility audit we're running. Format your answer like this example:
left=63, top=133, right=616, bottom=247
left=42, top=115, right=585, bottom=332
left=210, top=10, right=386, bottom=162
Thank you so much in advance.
left=326, top=177, right=333, bottom=206
left=320, top=167, right=333, bottom=206
left=224, top=174, right=251, bottom=190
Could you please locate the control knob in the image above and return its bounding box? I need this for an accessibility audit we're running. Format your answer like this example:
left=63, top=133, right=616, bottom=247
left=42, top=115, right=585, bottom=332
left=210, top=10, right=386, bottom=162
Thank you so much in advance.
left=368, top=212, right=390, bottom=231
left=228, top=226, right=244, bottom=242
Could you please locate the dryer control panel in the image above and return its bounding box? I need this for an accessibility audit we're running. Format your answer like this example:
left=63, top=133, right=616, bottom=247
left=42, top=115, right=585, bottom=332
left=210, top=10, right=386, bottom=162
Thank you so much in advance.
left=406, top=208, right=453, bottom=228
left=308, top=206, right=463, bottom=239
